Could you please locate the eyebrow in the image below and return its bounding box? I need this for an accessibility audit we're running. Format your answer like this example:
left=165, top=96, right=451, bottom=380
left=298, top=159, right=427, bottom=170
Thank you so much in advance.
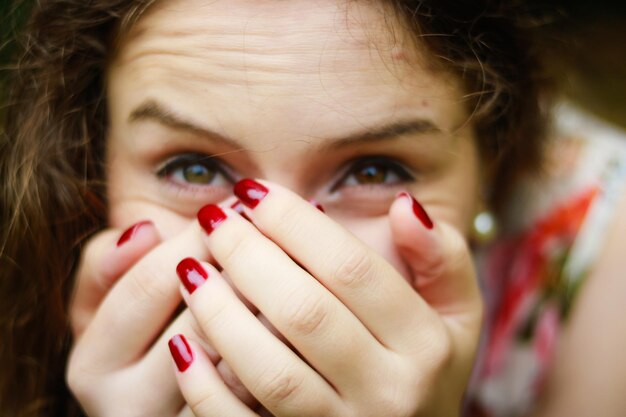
left=129, top=100, right=240, bottom=148
left=129, top=99, right=442, bottom=150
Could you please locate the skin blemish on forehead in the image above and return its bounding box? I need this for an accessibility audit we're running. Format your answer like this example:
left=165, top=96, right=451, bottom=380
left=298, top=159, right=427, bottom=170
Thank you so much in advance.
left=114, top=0, right=430, bottom=90
left=391, top=46, right=406, bottom=61
left=106, top=0, right=480, bottom=236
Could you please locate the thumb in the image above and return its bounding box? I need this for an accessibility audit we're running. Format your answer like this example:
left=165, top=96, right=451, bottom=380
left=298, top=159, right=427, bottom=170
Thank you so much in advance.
left=389, top=192, right=482, bottom=318
left=70, top=220, right=160, bottom=338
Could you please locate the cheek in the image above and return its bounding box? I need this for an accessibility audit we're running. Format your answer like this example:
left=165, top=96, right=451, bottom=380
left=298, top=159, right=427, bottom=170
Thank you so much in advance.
left=106, top=140, right=208, bottom=238
left=107, top=157, right=194, bottom=238
left=108, top=197, right=193, bottom=239
left=334, top=215, right=411, bottom=283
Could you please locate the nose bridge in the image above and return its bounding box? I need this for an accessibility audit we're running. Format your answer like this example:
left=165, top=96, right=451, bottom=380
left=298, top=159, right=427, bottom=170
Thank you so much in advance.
left=247, top=136, right=321, bottom=196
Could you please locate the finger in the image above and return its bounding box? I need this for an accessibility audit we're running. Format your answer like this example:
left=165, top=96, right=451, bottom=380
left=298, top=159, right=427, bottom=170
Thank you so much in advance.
left=195, top=204, right=386, bottom=393
left=70, top=220, right=160, bottom=338
left=230, top=179, right=437, bottom=352
left=178, top=259, right=343, bottom=416
left=73, top=221, right=213, bottom=369
left=168, top=334, right=259, bottom=417
left=389, top=192, right=483, bottom=366
left=130, top=309, right=216, bottom=414
left=177, top=405, right=197, bottom=417
left=139, top=308, right=260, bottom=409
left=217, top=358, right=259, bottom=408
left=389, top=192, right=482, bottom=317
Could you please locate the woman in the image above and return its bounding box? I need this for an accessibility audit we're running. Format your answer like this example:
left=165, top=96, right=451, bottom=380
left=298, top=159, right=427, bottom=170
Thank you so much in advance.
left=2, top=0, right=625, bottom=416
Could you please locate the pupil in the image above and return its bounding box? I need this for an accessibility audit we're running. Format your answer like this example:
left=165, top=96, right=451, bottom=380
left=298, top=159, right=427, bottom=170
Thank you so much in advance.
left=183, top=164, right=214, bottom=184
left=356, top=165, right=386, bottom=184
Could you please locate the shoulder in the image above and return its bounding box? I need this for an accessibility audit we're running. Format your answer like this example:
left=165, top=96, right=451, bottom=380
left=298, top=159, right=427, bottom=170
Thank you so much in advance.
left=469, top=103, right=626, bottom=416
left=515, top=104, right=626, bottom=415
left=533, top=183, right=626, bottom=417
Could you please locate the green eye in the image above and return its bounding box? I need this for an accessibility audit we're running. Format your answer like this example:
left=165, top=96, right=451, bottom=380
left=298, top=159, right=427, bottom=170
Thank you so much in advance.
left=181, top=163, right=216, bottom=184
left=157, top=153, right=233, bottom=186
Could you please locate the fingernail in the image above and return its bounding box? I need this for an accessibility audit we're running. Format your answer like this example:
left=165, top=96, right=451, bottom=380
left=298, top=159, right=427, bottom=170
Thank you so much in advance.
left=176, top=257, right=209, bottom=294
left=397, top=192, right=434, bottom=229
left=197, top=204, right=227, bottom=235
left=309, top=200, right=325, bottom=213
left=234, top=179, right=268, bottom=209
left=168, top=334, right=194, bottom=372
left=116, top=220, right=153, bottom=247
left=230, top=200, right=251, bottom=222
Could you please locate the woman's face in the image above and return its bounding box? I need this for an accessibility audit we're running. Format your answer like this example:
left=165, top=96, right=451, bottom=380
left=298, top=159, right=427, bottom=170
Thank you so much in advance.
left=106, top=0, right=480, bottom=272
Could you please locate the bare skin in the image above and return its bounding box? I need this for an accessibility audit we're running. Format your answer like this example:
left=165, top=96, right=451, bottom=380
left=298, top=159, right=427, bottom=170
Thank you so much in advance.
left=69, top=0, right=483, bottom=415
left=66, top=1, right=626, bottom=416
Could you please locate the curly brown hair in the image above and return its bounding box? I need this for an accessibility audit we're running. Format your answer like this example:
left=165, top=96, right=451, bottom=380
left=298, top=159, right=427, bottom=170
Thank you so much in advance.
left=0, top=0, right=549, bottom=415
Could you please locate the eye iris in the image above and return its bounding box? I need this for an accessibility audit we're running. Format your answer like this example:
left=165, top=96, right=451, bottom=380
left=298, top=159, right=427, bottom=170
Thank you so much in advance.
left=355, top=164, right=387, bottom=184
left=183, top=164, right=215, bottom=184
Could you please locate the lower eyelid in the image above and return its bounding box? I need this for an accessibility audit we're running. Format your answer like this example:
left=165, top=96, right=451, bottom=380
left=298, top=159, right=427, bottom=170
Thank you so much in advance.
left=160, top=178, right=232, bottom=201
left=166, top=171, right=231, bottom=187
left=339, top=164, right=414, bottom=187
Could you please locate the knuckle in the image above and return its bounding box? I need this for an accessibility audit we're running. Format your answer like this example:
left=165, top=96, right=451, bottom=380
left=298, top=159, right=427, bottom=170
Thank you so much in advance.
left=420, top=225, right=471, bottom=281
left=77, top=230, right=108, bottom=269
left=126, top=262, right=170, bottom=303
left=364, top=382, right=414, bottom=417
left=218, top=361, right=246, bottom=394
left=255, top=363, right=303, bottom=406
left=66, top=354, right=96, bottom=401
left=75, top=248, right=95, bottom=279
left=381, top=400, right=413, bottom=417
left=188, top=390, right=221, bottom=416
left=218, top=233, right=255, bottom=270
left=442, top=227, right=472, bottom=274
left=282, top=292, right=331, bottom=337
left=69, top=310, right=87, bottom=338
left=65, top=365, right=81, bottom=397
left=331, top=248, right=375, bottom=290
left=403, top=320, right=453, bottom=373
left=197, top=296, right=231, bottom=336
left=75, top=230, right=116, bottom=286
left=186, top=310, right=206, bottom=341
left=218, top=361, right=258, bottom=406
left=422, top=327, right=454, bottom=373
left=269, top=200, right=307, bottom=239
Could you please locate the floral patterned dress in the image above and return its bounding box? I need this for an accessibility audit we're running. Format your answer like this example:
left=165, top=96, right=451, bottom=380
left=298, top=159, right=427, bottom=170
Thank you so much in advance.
left=467, top=103, right=626, bottom=417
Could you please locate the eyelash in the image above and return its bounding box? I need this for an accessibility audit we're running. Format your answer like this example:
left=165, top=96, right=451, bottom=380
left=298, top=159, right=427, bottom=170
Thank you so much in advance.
left=330, top=155, right=415, bottom=192
left=155, top=153, right=415, bottom=192
left=156, top=153, right=237, bottom=187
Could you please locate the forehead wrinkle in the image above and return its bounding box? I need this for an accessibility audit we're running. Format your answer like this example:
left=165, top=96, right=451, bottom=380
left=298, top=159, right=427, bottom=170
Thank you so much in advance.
left=109, top=0, right=469, bottom=139
left=122, top=30, right=384, bottom=71
left=115, top=1, right=409, bottom=87
left=121, top=43, right=402, bottom=91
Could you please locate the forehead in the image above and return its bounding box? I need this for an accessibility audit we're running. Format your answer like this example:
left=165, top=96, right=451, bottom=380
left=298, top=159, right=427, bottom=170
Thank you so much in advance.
left=117, top=0, right=404, bottom=75
left=109, top=0, right=466, bottom=138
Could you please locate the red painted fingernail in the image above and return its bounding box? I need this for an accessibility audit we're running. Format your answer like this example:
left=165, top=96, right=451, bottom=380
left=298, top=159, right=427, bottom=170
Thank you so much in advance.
left=234, top=179, right=268, bottom=209
left=397, top=192, right=434, bottom=229
left=168, top=334, right=194, bottom=372
left=309, top=200, right=325, bottom=213
left=197, top=204, right=227, bottom=235
left=176, top=257, right=209, bottom=294
left=116, top=220, right=153, bottom=247
left=230, top=200, right=251, bottom=222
